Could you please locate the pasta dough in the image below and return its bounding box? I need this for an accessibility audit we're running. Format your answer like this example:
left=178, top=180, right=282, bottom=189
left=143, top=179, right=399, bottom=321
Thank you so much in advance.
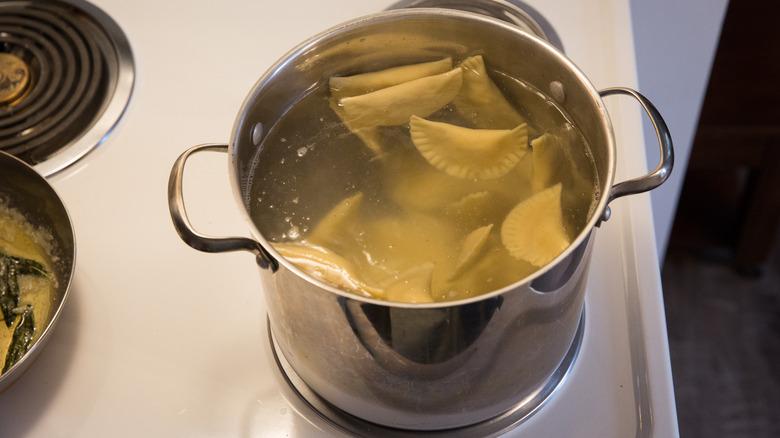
left=384, top=263, right=436, bottom=303
left=329, top=59, right=456, bottom=155
left=409, top=115, right=529, bottom=180
left=329, top=58, right=453, bottom=101
left=273, top=242, right=385, bottom=298
left=337, top=68, right=463, bottom=127
left=501, top=183, right=570, bottom=267
left=307, top=192, right=364, bottom=254
left=453, top=55, right=526, bottom=129
left=450, top=224, right=493, bottom=280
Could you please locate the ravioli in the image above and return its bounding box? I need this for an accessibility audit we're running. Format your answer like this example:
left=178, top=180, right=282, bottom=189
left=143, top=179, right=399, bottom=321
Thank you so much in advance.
left=450, top=224, right=493, bottom=280
left=328, top=59, right=456, bottom=155
left=443, top=191, right=497, bottom=229
left=360, top=212, right=459, bottom=276
left=501, top=183, right=570, bottom=267
left=409, top=115, right=529, bottom=180
left=307, top=192, right=364, bottom=253
left=328, top=102, right=385, bottom=156
left=337, top=68, right=463, bottom=127
left=453, top=55, right=526, bottom=129
left=329, top=58, right=453, bottom=101
left=383, top=148, right=475, bottom=214
left=273, top=241, right=384, bottom=298
left=384, top=263, right=436, bottom=303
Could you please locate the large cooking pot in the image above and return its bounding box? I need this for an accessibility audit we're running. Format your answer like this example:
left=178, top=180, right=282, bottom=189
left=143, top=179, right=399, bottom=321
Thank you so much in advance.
left=0, top=151, right=75, bottom=393
left=168, top=8, right=672, bottom=431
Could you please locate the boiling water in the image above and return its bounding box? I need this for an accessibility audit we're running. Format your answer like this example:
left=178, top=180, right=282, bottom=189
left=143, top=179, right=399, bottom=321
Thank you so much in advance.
left=248, top=61, right=598, bottom=302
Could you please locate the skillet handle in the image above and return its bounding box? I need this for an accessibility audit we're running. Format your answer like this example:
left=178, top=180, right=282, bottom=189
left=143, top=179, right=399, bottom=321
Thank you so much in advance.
left=167, top=143, right=278, bottom=271
left=599, top=87, right=674, bottom=222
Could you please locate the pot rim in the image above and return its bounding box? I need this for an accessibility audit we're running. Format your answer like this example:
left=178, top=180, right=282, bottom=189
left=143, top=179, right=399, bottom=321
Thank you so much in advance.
left=227, top=8, right=616, bottom=308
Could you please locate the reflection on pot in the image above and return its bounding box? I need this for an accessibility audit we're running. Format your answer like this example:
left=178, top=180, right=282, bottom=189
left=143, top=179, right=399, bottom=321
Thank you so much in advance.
left=341, top=296, right=503, bottom=379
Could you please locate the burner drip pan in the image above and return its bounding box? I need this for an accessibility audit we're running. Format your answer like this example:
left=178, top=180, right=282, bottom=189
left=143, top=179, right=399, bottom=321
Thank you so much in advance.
left=0, top=0, right=134, bottom=176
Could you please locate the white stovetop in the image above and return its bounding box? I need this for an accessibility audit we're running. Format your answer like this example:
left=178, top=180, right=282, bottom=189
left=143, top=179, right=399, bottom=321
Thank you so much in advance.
left=0, top=0, right=678, bottom=436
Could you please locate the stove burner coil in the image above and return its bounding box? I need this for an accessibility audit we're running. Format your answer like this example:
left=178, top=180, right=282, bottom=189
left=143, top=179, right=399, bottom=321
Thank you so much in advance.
left=0, top=0, right=133, bottom=176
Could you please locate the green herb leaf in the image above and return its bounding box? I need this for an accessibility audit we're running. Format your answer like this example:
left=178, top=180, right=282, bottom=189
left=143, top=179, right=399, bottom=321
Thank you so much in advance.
left=0, top=257, right=19, bottom=328
left=0, top=252, right=48, bottom=328
left=9, top=255, right=48, bottom=278
left=3, top=306, right=35, bottom=374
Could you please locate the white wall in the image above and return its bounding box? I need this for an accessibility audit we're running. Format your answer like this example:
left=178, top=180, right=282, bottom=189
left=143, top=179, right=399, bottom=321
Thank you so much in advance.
left=629, top=0, right=729, bottom=261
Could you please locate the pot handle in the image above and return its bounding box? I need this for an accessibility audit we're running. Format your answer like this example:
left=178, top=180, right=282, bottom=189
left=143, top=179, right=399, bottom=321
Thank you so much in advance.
left=598, top=87, right=674, bottom=222
left=167, top=143, right=278, bottom=271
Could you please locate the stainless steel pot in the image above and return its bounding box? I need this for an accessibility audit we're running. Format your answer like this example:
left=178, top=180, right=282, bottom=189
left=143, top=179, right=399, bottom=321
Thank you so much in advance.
left=0, top=151, right=75, bottom=393
left=168, top=9, right=672, bottom=431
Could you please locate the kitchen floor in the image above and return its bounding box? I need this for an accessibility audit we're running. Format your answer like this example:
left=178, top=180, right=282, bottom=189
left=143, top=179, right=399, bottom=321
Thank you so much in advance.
left=661, top=169, right=780, bottom=437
